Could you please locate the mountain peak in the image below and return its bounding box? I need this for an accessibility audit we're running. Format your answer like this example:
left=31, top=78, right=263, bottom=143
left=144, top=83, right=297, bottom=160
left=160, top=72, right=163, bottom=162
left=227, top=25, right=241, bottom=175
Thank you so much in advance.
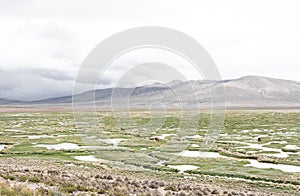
left=1, top=76, right=300, bottom=108
left=166, top=79, right=183, bottom=87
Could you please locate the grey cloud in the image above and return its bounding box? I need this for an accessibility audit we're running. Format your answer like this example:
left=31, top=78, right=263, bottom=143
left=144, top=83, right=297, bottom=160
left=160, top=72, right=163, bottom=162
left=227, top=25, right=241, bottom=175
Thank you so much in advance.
left=0, top=69, right=73, bottom=101
left=19, top=68, right=75, bottom=81
left=38, top=23, right=74, bottom=43
left=0, top=67, right=113, bottom=101
left=0, top=0, right=33, bottom=13
left=0, top=0, right=164, bottom=20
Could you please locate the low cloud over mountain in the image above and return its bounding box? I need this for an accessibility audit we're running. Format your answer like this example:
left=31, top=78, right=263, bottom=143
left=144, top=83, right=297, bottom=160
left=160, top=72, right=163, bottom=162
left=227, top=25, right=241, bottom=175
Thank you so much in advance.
left=2, top=76, right=299, bottom=108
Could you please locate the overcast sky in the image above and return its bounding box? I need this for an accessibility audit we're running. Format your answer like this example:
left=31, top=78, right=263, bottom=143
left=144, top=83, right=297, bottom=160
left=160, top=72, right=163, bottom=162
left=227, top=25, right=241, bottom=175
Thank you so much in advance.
left=0, top=0, right=300, bottom=101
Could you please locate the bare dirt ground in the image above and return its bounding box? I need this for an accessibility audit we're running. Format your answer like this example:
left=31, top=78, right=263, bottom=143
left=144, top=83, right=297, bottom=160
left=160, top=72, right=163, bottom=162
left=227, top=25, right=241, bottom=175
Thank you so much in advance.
left=0, top=105, right=73, bottom=113
left=1, top=105, right=300, bottom=113
left=1, top=158, right=297, bottom=195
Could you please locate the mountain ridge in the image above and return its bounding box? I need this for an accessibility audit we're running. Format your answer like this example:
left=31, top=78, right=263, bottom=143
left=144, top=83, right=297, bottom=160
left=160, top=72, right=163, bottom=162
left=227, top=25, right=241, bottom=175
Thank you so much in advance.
left=1, top=76, right=299, bottom=108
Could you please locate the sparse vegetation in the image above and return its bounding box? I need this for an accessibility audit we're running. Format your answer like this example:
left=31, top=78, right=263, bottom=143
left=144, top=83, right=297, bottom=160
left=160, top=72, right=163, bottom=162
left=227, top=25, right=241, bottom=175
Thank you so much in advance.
left=0, top=110, right=299, bottom=195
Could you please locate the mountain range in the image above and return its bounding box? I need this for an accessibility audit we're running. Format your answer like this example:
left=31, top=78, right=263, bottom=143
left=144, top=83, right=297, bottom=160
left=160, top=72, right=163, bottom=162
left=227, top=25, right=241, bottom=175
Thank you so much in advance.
left=1, top=76, right=300, bottom=108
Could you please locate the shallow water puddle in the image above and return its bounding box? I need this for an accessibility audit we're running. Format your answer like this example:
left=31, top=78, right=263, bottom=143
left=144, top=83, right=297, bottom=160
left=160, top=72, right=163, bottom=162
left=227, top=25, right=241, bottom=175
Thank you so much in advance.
left=35, top=143, right=105, bottom=150
left=74, top=155, right=106, bottom=162
left=9, top=129, right=24, bottom=133
left=261, top=150, right=300, bottom=158
left=36, top=143, right=82, bottom=150
left=236, top=141, right=292, bottom=158
left=183, top=135, right=202, bottom=139
left=28, top=135, right=55, bottom=139
left=156, top=160, right=167, bottom=166
left=0, top=145, right=5, bottom=151
left=262, top=152, right=289, bottom=158
left=176, top=150, right=226, bottom=158
left=167, top=165, right=199, bottom=173
left=153, top=134, right=177, bottom=140
left=97, top=138, right=127, bottom=148
left=285, top=145, right=300, bottom=150
left=245, top=160, right=300, bottom=173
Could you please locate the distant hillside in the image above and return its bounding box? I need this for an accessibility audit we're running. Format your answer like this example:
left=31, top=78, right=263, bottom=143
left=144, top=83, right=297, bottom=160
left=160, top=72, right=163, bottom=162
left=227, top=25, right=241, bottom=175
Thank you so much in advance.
left=1, top=76, right=300, bottom=108
left=0, top=98, right=22, bottom=105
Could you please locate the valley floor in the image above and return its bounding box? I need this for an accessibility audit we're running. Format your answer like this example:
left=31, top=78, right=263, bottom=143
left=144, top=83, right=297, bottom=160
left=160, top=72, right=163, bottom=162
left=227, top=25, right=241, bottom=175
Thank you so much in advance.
left=0, top=108, right=299, bottom=195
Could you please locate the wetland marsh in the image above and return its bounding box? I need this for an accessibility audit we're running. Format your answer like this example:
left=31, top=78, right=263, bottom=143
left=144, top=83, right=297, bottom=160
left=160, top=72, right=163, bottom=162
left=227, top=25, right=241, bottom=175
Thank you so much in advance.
left=0, top=109, right=299, bottom=195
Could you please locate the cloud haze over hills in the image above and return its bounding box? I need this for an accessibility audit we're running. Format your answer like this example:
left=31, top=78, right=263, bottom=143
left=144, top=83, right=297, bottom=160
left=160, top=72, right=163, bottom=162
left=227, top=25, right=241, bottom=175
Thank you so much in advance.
left=2, top=76, right=299, bottom=108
